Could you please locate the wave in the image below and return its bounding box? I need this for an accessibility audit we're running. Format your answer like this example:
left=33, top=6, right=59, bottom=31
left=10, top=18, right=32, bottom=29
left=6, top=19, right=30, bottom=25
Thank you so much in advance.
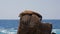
left=0, top=28, right=60, bottom=34
left=0, top=28, right=17, bottom=34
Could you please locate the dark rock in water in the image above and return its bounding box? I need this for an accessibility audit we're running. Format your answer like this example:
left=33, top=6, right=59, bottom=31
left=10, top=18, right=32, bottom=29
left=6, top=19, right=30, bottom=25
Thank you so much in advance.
left=17, top=10, right=52, bottom=34
left=52, top=32, right=56, bottom=34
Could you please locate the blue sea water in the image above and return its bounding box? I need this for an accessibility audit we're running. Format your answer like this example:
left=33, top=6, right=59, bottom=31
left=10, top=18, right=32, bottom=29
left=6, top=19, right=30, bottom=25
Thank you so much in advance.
left=0, top=19, right=60, bottom=34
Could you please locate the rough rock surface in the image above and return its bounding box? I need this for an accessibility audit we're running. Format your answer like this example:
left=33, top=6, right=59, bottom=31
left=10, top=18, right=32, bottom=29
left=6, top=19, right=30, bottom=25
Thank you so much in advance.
left=17, top=10, right=52, bottom=34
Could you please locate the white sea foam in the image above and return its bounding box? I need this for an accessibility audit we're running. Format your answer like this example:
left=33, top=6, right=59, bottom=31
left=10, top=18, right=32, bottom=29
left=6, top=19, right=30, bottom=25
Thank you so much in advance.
left=52, top=29, right=56, bottom=33
left=0, top=28, right=17, bottom=34
left=1, top=30, right=7, bottom=33
left=7, top=32, right=16, bottom=34
left=0, top=29, right=60, bottom=34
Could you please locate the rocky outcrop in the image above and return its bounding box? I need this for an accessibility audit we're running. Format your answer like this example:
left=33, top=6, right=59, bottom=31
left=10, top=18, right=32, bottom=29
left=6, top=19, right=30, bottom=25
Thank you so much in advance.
left=17, top=10, right=52, bottom=34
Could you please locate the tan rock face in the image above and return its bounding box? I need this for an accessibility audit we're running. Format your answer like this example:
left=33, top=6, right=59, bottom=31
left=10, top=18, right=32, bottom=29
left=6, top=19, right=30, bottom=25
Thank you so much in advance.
left=19, top=10, right=42, bottom=21
left=17, top=10, right=52, bottom=34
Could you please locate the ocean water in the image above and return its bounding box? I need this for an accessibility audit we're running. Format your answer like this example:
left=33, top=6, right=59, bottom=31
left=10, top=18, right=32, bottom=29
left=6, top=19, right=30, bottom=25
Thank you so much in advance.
left=0, top=20, right=60, bottom=34
left=0, top=29, right=60, bottom=34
